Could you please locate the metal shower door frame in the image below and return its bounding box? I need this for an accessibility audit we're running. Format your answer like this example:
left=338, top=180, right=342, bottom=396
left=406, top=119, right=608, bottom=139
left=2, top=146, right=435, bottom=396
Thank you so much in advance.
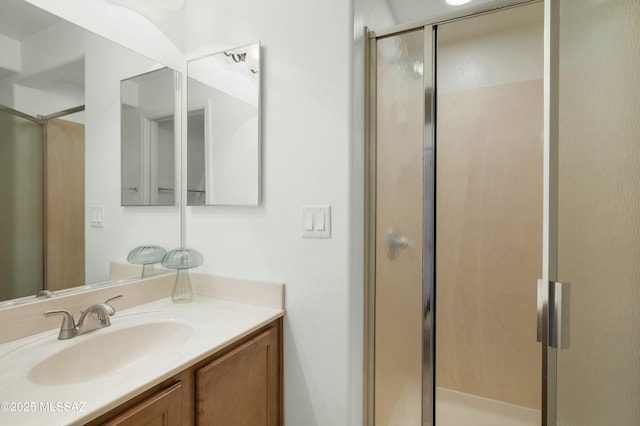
left=364, top=22, right=436, bottom=426
left=364, top=0, right=554, bottom=424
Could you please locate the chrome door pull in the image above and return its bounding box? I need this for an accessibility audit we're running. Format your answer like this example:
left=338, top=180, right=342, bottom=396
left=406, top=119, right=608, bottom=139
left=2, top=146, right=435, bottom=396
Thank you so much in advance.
left=550, top=281, right=570, bottom=350
left=537, top=279, right=544, bottom=343
left=537, top=279, right=570, bottom=349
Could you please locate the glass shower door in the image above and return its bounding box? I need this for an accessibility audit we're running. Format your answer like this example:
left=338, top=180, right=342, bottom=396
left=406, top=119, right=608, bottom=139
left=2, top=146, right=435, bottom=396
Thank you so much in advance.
left=553, top=0, right=640, bottom=424
left=372, top=27, right=434, bottom=425
left=0, top=108, right=44, bottom=301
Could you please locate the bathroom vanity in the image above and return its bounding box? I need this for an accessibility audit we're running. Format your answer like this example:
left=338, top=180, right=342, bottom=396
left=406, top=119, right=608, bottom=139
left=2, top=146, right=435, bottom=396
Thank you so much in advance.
left=88, top=318, right=281, bottom=425
left=0, top=274, right=284, bottom=426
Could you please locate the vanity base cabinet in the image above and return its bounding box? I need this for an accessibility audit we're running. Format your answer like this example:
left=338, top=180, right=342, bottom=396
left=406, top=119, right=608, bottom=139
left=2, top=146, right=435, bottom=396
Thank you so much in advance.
left=87, top=319, right=282, bottom=426
left=196, top=325, right=281, bottom=425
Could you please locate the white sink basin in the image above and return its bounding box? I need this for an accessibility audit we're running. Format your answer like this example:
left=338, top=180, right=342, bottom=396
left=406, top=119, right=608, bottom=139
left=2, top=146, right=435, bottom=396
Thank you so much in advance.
left=28, top=321, right=193, bottom=385
left=0, top=294, right=283, bottom=426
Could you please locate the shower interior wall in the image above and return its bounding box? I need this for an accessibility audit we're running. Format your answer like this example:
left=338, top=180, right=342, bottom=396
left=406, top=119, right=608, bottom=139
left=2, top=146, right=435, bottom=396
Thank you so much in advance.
left=435, top=3, right=544, bottom=411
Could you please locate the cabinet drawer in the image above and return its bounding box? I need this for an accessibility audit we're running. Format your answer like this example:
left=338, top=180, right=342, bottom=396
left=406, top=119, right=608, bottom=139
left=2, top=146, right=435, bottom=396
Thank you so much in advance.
left=102, top=381, right=183, bottom=426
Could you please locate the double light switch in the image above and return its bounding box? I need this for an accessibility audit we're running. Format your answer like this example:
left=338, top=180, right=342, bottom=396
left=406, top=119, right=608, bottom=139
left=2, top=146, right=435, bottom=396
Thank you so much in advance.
left=301, top=205, right=331, bottom=238
left=90, top=205, right=104, bottom=228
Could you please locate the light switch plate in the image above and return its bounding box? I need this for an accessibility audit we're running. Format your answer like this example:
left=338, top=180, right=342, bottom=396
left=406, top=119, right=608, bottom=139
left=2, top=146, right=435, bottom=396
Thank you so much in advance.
left=90, top=205, right=104, bottom=228
left=301, top=205, right=331, bottom=238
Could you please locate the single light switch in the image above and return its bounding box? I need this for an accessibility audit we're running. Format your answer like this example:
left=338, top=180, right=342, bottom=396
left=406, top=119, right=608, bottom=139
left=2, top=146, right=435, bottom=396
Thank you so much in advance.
left=316, top=210, right=326, bottom=231
left=304, top=209, right=314, bottom=231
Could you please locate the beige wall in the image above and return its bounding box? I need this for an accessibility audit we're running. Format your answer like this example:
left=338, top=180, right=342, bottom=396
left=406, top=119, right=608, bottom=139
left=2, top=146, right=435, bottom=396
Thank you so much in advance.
left=435, top=3, right=544, bottom=411
left=436, top=79, right=543, bottom=409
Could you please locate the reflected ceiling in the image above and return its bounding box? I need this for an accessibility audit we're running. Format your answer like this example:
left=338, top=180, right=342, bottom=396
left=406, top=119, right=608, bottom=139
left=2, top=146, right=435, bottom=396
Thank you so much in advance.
left=0, top=0, right=61, bottom=40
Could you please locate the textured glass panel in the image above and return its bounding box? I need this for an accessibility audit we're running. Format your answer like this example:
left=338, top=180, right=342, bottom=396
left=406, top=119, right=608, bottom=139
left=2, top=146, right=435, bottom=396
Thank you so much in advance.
left=0, top=110, right=43, bottom=301
left=374, top=29, right=425, bottom=426
left=557, top=1, right=640, bottom=425
left=435, top=3, right=543, bottom=423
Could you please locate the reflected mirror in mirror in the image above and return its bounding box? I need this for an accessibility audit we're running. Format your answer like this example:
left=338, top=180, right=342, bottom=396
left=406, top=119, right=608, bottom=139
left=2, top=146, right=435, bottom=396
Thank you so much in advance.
left=121, top=68, right=178, bottom=206
left=187, top=42, right=261, bottom=206
left=0, top=0, right=180, bottom=305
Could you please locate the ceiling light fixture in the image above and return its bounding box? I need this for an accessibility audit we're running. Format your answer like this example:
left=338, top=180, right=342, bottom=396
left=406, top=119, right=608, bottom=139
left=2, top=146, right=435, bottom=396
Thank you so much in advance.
left=446, top=0, right=473, bottom=5
left=144, top=0, right=184, bottom=10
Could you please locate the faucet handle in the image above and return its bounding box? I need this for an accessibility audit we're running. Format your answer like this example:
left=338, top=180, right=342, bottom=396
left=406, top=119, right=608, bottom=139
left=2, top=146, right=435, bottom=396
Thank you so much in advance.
left=104, top=294, right=123, bottom=311
left=44, top=310, right=77, bottom=339
left=104, top=294, right=123, bottom=303
left=44, top=310, right=75, bottom=329
left=104, top=294, right=122, bottom=303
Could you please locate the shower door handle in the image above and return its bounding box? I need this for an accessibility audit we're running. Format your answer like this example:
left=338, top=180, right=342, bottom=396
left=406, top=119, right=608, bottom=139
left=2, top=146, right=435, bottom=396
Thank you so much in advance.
left=550, top=281, right=570, bottom=349
left=537, top=279, right=570, bottom=349
left=537, top=279, right=544, bottom=343
left=387, top=227, right=411, bottom=260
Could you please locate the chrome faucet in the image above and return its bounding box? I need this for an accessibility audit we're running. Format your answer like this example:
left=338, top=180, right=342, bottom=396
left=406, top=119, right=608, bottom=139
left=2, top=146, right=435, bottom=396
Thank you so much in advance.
left=44, top=295, right=123, bottom=340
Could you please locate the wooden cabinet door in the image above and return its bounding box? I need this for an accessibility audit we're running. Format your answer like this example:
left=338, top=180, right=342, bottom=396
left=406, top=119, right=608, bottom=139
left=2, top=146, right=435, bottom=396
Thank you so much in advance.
left=196, top=326, right=281, bottom=426
left=102, top=381, right=183, bottom=426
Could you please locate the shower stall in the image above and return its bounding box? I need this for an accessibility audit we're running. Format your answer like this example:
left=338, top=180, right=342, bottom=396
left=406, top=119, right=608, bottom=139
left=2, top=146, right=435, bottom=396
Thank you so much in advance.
left=365, top=0, right=640, bottom=425
left=0, top=105, right=85, bottom=302
left=0, top=106, right=44, bottom=301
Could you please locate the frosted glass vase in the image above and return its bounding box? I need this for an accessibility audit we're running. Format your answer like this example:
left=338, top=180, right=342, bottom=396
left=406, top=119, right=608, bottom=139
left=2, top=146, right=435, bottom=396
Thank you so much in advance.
left=171, top=269, right=193, bottom=303
left=161, top=248, right=203, bottom=304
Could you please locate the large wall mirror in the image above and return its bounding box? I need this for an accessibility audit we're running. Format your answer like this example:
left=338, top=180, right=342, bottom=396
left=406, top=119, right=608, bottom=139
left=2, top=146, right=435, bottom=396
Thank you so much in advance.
left=121, top=68, right=179, bottom=206
left=187, top=42, right=261, bottom=206
left=0, top=0, right=180, bottom=305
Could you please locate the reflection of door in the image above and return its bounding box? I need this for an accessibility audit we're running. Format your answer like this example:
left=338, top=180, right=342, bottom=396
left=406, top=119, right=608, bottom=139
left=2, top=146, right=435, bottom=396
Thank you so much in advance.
left=187, top=109, right=207, bottom=205
left=120, top=107, right=175, bottom=206
left=546, top=1, right=640, bottom=425
left=45, top=118, right=85, bottom=291
left=150, top=115, right=175, bottom=205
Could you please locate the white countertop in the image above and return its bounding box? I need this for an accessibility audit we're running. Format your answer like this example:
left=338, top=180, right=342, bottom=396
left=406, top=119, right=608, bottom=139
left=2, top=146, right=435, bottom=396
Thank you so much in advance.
left=0, top=295, right=284, bottom=425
